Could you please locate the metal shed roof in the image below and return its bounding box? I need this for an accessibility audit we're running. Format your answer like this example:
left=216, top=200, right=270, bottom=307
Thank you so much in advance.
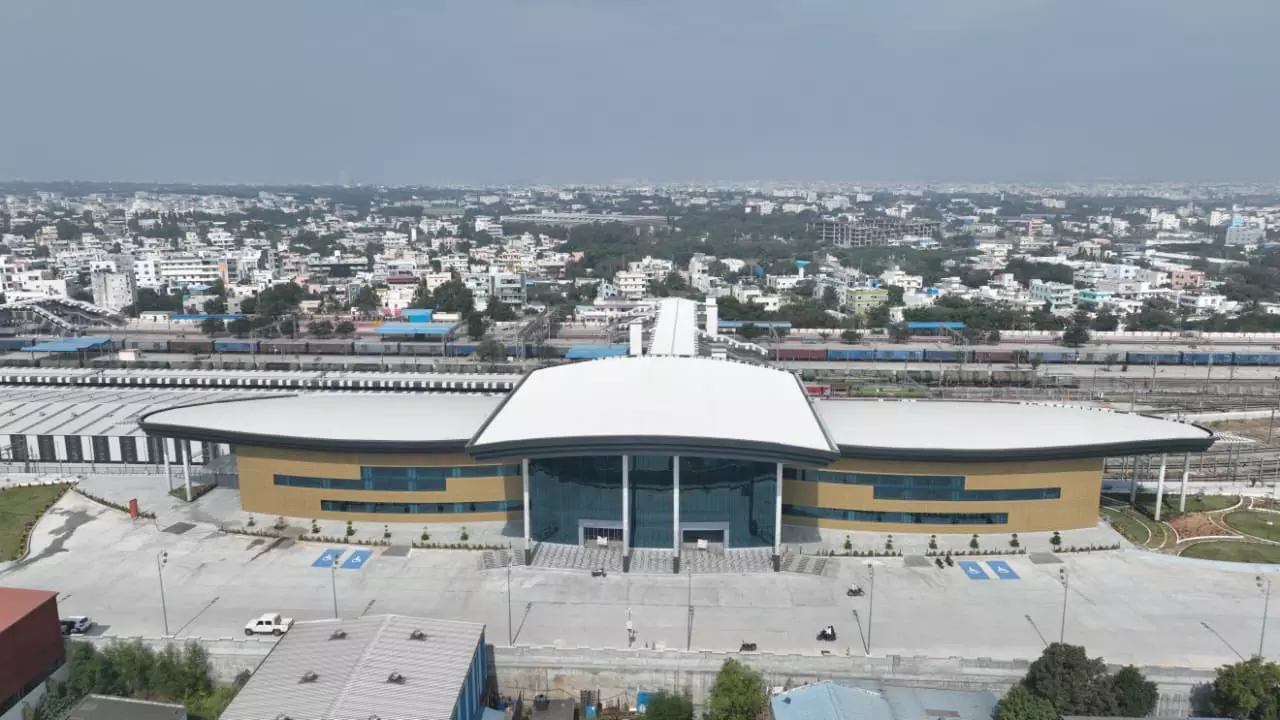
left=813, top=400, right=1215, bottom=461
left=219, top=615, right=484, bottom=720
left=469, top=356, right=839, bottom=465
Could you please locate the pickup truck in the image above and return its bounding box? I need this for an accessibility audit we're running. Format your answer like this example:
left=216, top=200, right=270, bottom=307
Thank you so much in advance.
left=244, top=613, right=294, bottom=636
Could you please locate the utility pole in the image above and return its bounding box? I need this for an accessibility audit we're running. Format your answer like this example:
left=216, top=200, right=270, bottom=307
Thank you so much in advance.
left=866, top=562, right=876, bottom=654
left=1260, top=576, right=1273, bottom=658
left=157, top=551, right=170, bottom=636
left=330, top=557, right=340, bottom=618
left=1058, top=567, right=1069, bottom=643
left=507, top=561, right=514, bottom=646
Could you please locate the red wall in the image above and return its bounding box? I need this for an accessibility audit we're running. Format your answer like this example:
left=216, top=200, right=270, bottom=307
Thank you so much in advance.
left=0, top=593, right=62, bottom=703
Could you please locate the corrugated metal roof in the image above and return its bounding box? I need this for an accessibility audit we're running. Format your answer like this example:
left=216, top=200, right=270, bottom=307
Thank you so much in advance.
left=881, top=686, right=997, bottom=720
left=220, top=614, right=484, bottom=720
left=649, top=298, right=698, bottom=357
left=0, top=587, right=56, bottom=633
left=771, top=682, right=893, bottom=720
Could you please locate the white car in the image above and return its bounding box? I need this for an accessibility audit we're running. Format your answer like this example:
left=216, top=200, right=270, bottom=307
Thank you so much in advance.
left=60, top=616, right=93, bottom=635
left=244, top=613, right=294, bottom=636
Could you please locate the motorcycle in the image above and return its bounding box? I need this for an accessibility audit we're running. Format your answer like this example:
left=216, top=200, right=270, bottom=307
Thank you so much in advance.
left=817, top=626, right=837, bottom=642
left=740, top=641, right=758, bottom=652
left=846, top=586, right=864, bottom=597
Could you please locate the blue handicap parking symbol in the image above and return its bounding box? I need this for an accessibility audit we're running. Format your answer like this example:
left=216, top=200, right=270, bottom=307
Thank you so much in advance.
left=986, top=560, right=1019, bottom=580
left=958, top=561, right=990, bottom=580
left=341, top=549, right=373, bottom=570
left=311, top=548, right=345, bottom=568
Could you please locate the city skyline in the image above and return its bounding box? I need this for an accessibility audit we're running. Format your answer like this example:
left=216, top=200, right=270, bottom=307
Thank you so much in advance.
left=1, top=0, right=1278, bottom=185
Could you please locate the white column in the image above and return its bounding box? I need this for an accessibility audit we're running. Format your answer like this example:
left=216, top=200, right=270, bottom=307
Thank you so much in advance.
left=672, top=455, right=681, bottom=557
left=522, top=459, right=531, bottom=561
left=181, top=440, right=193, bottom=502
left=1179, top=453, right=1191, bottom=513
left=773, top=463, right=783, bottom=560
left=162, top=439, right=172, bottom=492
left=1153, top=453, right=1168, bottom=522
left=621, top=455, right=630, bottom=561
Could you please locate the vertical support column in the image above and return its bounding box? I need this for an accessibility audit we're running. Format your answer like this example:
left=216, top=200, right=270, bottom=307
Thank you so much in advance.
left=1129, top=456, right=1140, bottom=504
left=622, top=455, right=631, bottom=573
left=522, top=459, right=532, bottom=565
left=181, top=440, right=192, bottom=503
left=672, top=455, right=681, bottom=574
left=162, top=439, right=173, bottom=492
left=1179, top=452, right=1191, bottom=513
left=773, top=463, right=783, bottom=572
left=1153, top=453, right=1168, bottom=522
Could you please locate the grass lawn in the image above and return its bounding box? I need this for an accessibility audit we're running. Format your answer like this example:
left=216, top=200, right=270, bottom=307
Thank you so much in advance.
left=1102, top=507, right=1152, bottom=545
left=0, top=484, right=69, bottom=560
left=1225, top=511, right=1280, bottom=542
left=1106, top=492, right=1239, bottom=519
left=1180, top=541, right=1280, bottom=564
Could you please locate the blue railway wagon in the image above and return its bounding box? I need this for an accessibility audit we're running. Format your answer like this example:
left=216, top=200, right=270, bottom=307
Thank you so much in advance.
left=354, top=341, right=395, bottom=355
left=1033, top=351, right=1078, bottom=364
left=1241, top=353, right=1280, bottom=366
left=827, top=349, right=876, bottom=361
left=451, top=343, right=477, bottom=356
left=1126, top=351, right=1181, bottom=365
left=399, top=342, right=445, bottom=357
left=1077, top=350, right=1120, bottom=364
left=923, top=349, right=967, bottom=363
left=213, top=340, right=259, bottom=354
left=0, top=337, right=34, bottom=351
left=1180, top=352, right=1235, bottom=366
left=875, top=349, right=924, bottom=362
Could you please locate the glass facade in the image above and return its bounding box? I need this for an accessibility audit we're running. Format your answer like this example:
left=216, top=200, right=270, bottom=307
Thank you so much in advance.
left=320, top=499, right=519, bottom=514
left=528, top=455, right=777, bottom=549
left=275, top=464, right=519, bottom=492
left=783, top=504, right=1009, bottom=525
left=785, top=468, right=1060, bottom=501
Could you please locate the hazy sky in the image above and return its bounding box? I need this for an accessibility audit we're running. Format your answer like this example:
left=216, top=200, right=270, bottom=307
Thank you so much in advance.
left=1, top=0, right=1277, bottom=185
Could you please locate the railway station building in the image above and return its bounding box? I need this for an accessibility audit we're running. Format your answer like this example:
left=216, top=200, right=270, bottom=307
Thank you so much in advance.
left=141, top=355, right=1214, bottom=572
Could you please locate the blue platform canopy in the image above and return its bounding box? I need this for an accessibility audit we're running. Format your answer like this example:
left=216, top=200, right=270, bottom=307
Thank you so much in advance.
left=172, top=314, right=245, bottom=321
left=401, top=308, right=434, bottom=322
left=564, top=344, right=629, bottom=360
left=718, top=320, right=792, bottom=329
left=21, top=337, right=111, bottom=352
left=374, top=322, right=454, bottom=336
left=905, top=321, right=965, bottom=330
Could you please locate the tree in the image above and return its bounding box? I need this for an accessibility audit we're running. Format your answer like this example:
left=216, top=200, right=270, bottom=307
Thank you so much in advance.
left=1211, top=657, right=1280, bottom=720
left=352, top=286, right=381, bottom=315
left=473, top=338, right=507, bottom=362
left=466, top=312, right=486, bottom=339
left=227, top=317, right=252, bottom=337
left=994, top=685, right=1059, bottom=720
left=1091, top=308, right=1119, bottom=332
left=706, top=658, right=766, bottom=720
left=308, top=320, right=335, bottom=337
left=1022, top=644, right=1119, bottom=716
left=738, top=323, right=765, bottom=340
left=431, top=279, right=475, bottom=313
left=1112, top=666, right=1158, bottom=718
left=199, top=318, right=225, bottom=336
left=840, top=329, right=862, bottom=343
left=487, top=301, right=517, bottom=322
left=335, top=320, right=356, bottom=337
left=203, top=295, right=227, bottom=315
left=643, top=690, right=694, bottom=720
left=1061, top=311, right=1091, bottom=348
left=821, top=285, right=840, bottom=309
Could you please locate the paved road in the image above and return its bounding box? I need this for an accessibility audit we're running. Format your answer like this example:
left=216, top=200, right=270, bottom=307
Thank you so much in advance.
left=2, top=493, right=1275, bottom=669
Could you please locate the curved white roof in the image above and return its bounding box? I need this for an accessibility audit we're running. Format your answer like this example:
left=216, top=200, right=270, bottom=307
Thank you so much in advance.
left=140, top=393, right=505, bottom=452
left=814, top=400, right=1214, bottom=461
left=468, top=356, right=839, bottom=465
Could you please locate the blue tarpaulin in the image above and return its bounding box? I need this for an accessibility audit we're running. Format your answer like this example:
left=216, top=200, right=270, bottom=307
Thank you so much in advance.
left=565, top=344, right=629, bottom=360
left=21, top=337, right=111, bottom=352
left=905, top=321, right=965, bottom=330
left=374, top=322, right=454, bottom=336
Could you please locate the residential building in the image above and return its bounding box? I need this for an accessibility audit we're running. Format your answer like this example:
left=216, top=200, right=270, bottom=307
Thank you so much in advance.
left=818, top=218, right=941, bottom=248
left=1029, top=279, right=1076, bottom=315
left=846, top=286, right=888, bottom=315
left=1226, top=225, right=1265, bottom=246
left=90, top=270, right=137, bottom=312
left=1170, top=269, right=1206, bottom=290
left=879, top=267, right=923, bottom=291
left=613, top=271, right=648, bottom=301
left=488, top=272, right=526, bottom=308
left=1178, top=292, right=1226, bottom=314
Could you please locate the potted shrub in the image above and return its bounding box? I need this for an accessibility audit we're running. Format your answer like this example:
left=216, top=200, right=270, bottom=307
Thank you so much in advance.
left=969, top=534, right=979, bottom=551
left=1009, top=533, right=1020, bottom=548
left=1050, top=531, right=1062, bottom=548
left=928, top=534, right=938, bottom=551
left=345, top=520, right=356, bottom=538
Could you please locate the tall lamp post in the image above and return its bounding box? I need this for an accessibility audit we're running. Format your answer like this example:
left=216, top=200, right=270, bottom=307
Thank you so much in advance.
left=866, top=562, right=876, bottom=654
left=330, top=557, right=340, bottom=619
left=1058, top=568, right=1069, bottom=643
left=1259, top=575, right=1272, bottom=658
left=157, top=551, right=170, bottom=636
left=507, top=561, right=514, bottom=646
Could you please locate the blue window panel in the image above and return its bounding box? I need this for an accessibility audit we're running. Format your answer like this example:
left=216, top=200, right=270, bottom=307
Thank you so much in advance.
left=782, top=504, right=1008, bottom=525
left=784, top=469, right=1059, bottom=503
left=320, top=499, right=521, bottom=514
left=275, top=463, right=519, bottom=492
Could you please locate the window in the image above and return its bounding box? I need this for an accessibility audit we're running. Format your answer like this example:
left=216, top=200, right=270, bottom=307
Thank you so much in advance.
left=320, top=500, right=520, bottom=514
left=785, top=468, right=1059, bottom=502
left=65, top=436, right=84, bottom=463
left=275, top=463, right=520, bottom=492
left=92, top=435, right=111, bottom=463
left=782, top=504, right=1008, bottom=525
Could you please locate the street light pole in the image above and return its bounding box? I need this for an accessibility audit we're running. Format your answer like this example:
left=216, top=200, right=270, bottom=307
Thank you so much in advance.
left=330, top=557, right=340, bottom=619
left=157, top=551, right=169, bottom=636
left=1259, top=575, right=1272, bottom=658
left=507, top=562, right=514, bottom=646
left=866, top=563, right=876, bottom=654
left=1059, top=567, right=1069, bottom=643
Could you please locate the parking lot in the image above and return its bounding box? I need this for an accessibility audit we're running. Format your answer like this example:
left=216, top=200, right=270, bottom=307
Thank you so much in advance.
left=2, top=492, right=1277, bottom=669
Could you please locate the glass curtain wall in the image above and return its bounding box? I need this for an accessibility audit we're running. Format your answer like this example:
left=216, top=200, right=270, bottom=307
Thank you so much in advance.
left=677, top=457, right=776, bottom=548
left=528, top=456, right=622, bottom=544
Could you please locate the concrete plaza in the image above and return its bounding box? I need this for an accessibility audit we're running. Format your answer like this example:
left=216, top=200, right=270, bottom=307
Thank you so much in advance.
left=2, top=491, right=1277, bottom=670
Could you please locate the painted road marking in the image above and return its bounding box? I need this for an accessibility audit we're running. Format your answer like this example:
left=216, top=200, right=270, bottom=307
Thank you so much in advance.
left=958, top=561, right=990, bottom=580
left=311, top=548, right=345, bottom=568
left=987, top=560, right=1020, bottom=580
left=341, top=549, right=373, bottom=570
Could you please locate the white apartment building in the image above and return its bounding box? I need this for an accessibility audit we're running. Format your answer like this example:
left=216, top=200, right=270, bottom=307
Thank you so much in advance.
left=613, top=270, right=648, bottom=301
left=1209, top=210, right=1232, bottom=227
left=732, top=284, right=764, bottom=304
left=1177, top=292, right=1226, bottom=313
left=628, top=256, right=674, bottom=282
left=90, top=270, right=137, bottom=312
left=488, top=272, right=526, bottom=308
left=1028, top=279, right=1076, bottom=315
left=879, top=267, right=923, bottom=291
left=207, top=228, right=236, bottom=247
left=767, top=275, right=802, bottom=292
left=134, top=256, right=226, bottom=289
